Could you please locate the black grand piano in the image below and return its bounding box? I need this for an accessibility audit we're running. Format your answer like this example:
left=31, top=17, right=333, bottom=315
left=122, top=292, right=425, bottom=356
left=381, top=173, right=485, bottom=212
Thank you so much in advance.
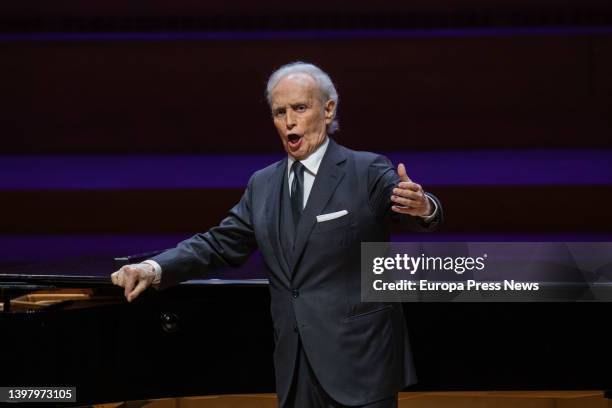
left=2, top=248, right=611, bottom=406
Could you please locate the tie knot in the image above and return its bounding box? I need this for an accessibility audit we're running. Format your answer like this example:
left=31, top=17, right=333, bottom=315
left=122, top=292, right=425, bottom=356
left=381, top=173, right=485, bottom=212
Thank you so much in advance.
left=292, top=161, right=305, bottom=177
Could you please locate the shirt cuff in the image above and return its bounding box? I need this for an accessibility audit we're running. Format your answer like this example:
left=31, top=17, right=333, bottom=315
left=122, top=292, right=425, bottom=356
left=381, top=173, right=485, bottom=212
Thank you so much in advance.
left=419, top=194, right=438, bottom=222
left=142, top=259, right=162, bottom=286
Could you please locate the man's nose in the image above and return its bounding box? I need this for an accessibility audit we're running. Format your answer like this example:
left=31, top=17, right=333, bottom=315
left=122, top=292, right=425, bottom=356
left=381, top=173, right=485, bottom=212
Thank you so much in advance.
left=285, top=110, right=297, bottom=129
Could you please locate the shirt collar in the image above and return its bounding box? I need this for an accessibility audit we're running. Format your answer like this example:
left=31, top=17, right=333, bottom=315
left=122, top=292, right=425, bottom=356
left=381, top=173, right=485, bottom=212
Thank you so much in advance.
left=287, top=136, right=329, bottom=177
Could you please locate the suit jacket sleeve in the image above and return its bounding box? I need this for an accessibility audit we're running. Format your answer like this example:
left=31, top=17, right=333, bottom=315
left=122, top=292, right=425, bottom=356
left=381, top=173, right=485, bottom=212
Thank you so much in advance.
left=151, top=175, right=258, bottom=289
left=367, top=154, right=443, bottom=232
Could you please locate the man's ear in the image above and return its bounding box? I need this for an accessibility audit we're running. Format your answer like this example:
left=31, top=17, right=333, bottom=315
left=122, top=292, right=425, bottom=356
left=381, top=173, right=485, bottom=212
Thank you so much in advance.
left=324, top=99, right=336, bottom=124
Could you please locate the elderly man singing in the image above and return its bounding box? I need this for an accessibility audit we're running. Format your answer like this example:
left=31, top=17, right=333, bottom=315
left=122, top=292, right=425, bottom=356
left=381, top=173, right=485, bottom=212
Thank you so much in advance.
left=112, top=61, right=442, bottom=408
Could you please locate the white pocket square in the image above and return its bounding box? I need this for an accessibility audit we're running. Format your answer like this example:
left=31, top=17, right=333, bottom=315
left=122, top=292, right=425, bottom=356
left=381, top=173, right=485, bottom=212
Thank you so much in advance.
left=316, top=210, right=348, bottom=223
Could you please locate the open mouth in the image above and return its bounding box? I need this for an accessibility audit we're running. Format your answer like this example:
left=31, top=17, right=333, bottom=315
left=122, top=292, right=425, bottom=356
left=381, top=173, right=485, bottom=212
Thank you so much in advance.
left=287, top=133, right=302, bottom=149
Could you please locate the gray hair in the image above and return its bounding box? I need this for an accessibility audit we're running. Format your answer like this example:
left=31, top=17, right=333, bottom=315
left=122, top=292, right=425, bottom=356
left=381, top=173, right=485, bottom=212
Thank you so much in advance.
left=266, top=61, right=339, bottom=134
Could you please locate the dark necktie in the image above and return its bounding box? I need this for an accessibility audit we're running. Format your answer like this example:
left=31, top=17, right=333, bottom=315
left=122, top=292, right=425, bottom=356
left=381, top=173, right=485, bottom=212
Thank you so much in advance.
left=291, top=161, right=306, bottom=227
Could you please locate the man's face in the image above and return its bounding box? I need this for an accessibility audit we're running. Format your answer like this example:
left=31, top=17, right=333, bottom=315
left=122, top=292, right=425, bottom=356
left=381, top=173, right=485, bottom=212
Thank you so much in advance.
left=270, top=73, right=336, bottom=160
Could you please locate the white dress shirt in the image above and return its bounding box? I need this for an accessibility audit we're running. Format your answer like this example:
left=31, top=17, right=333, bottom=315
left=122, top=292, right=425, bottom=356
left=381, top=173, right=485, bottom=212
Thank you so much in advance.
left=287, top=136, right=329, bottom=209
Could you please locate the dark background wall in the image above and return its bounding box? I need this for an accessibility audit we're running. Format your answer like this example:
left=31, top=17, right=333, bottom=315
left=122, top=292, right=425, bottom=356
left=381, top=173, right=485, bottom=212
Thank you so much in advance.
left=3, top=36, right=612, bottom=153
left=1, top=1, right=611, bottom=270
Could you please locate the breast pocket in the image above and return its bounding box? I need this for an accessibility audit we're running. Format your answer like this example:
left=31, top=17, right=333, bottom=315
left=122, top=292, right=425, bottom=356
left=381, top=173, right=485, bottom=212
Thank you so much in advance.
left=312, top=211, right=351, bottom=234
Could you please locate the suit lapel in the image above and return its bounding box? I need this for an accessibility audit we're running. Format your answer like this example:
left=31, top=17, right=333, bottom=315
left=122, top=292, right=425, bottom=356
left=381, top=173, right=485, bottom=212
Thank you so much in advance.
left=290, top=139, right=347, bottom=273
left=265, top=158, right=292, bottom=284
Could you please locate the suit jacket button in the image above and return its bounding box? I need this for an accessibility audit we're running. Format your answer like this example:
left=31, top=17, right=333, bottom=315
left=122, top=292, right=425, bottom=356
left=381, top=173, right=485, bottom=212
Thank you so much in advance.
left=292, top=290, right=299, bottom=298
left=293, top=324, right=299, bottom=332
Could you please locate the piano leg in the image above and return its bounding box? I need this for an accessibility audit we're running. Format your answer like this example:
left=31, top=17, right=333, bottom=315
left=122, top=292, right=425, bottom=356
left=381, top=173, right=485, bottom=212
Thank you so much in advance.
left=1, top=291, right=10, bottom=313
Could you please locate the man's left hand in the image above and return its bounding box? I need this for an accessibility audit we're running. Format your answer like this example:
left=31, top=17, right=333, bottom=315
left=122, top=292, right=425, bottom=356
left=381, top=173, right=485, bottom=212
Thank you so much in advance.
left=390, top=163, right=432, bottom=217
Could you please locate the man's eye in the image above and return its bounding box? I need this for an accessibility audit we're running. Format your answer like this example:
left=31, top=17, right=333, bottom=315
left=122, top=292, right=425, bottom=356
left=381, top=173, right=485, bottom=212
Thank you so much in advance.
left=274, top=109, right=286, bottom=117
left=295, top=105, right=307, bottom=112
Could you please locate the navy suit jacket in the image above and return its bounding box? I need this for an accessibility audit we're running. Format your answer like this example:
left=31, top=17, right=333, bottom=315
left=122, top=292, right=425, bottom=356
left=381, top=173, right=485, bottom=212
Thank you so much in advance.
left=153, top=138, right=443, bottom=406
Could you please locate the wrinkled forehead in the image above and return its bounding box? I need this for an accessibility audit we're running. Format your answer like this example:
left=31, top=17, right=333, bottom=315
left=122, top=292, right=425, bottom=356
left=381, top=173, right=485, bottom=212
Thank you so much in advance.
left=270, top=73, right=321, bottom=106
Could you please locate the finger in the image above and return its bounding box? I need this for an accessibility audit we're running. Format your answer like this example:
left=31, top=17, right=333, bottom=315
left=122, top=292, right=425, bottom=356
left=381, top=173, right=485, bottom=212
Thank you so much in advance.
left=397, top=181, right=421, bottom=192
left=393, top=187, right=424, bottom=200
left=128, top=279, right=149, bottom=302
left=391, top=195, right=417, bottom=208
left=397, top=163, right=411, bottom=183
left=123, top=267, right=138, bottom=299
left=391, top=205, right=419, bottom=216
left=114, top=268, right=127, bottom=287
left=124, top=279, right=136, bottom=299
